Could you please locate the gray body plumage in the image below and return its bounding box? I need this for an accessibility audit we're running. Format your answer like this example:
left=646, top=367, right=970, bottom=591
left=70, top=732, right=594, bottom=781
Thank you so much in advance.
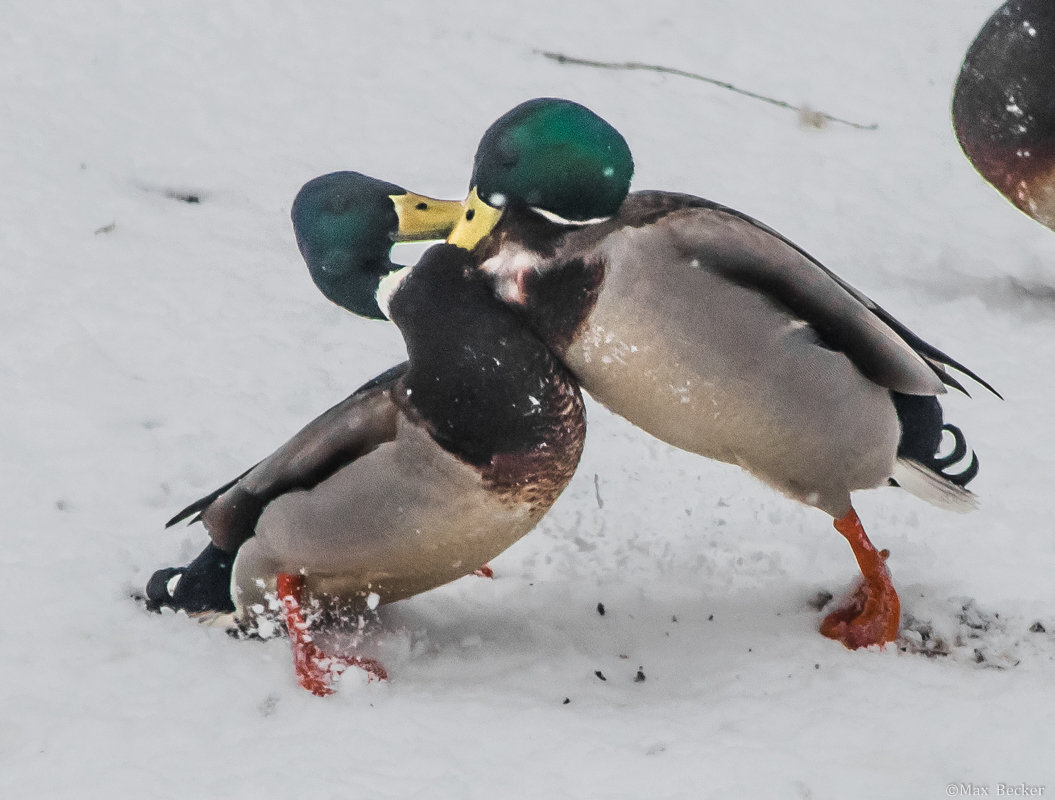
left=192, top=368, right=582, bottom=624
left=482, top=193, right=979, bottom=518
left=230, top=383, right=546, bottom=618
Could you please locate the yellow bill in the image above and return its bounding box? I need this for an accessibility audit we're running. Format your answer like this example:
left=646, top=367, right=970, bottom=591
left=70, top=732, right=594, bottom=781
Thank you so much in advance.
left=447, top=187, right=504, bottom=251
left=390, top=192, right=465, bottom=242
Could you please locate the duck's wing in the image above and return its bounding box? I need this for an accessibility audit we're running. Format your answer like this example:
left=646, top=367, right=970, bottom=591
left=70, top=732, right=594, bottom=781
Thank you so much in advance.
left=632, top=192, right=996, bottom=397
left=165, top=469, right=250, bottom=529
left=166, top=361, right=408, bottom=553
left=717, top=206, right=1000, bottom=398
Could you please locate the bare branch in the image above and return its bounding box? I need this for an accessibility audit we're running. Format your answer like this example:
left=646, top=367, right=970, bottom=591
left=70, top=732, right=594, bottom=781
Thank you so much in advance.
left=537, top=50, right=878, bottom=131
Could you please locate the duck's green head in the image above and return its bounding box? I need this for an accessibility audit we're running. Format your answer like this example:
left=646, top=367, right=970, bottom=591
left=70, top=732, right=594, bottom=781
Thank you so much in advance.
left=449, top=98, right=634, bottom=250
left=292, top=171, right=464, bottom=318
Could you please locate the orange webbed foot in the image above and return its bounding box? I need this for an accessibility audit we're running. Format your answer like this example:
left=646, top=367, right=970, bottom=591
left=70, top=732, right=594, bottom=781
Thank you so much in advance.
left=276, top=573, right=388, bottom=696
left=819, top=509, right=901, bottom=649
left=473, top=564, right=494, bottom=579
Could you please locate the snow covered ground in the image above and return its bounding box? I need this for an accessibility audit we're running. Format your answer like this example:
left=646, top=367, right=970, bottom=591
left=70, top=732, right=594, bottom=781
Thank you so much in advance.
left=4, top=1, right=1055, bottom=797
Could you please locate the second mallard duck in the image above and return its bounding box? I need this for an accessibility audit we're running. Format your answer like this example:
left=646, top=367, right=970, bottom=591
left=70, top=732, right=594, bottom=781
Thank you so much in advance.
left=446, top=98, right=998, bottom=649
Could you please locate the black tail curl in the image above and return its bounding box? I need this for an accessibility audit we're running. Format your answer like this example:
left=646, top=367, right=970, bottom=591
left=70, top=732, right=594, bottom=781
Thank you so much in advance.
left=891, top=392, right=980, bottom=489
left=931, top=423, right=979, bottom=487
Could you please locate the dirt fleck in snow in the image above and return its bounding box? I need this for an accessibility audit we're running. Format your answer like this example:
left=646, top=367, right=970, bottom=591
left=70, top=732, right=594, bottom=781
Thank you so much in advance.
left=808, top=591, right=834, bottom=611
left=899, top=598, right=1025, bottom=669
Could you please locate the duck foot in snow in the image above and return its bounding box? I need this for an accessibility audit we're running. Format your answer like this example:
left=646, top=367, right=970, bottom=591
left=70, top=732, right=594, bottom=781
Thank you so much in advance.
left=277, top=573, right=388, bottom=696
left=819, top=508, right=901, bottom=649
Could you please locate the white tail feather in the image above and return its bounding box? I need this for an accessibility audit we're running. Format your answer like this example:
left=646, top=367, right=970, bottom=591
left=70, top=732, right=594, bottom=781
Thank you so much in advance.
left=892, top=458, right=978, bottom=513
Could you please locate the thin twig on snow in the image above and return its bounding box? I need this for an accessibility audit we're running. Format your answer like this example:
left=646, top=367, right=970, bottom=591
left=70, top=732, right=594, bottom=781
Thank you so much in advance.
left=537, top=50, right=878, bottom=131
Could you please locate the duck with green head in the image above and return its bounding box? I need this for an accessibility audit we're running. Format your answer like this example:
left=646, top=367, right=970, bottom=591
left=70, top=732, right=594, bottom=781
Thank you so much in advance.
left=147, top=172, right=586, bottom=695
left=445, top=97, right=998, bottom=650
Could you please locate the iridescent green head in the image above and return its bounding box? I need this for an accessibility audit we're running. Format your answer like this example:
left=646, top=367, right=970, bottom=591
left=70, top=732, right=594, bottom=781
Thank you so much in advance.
left=292, top=171, right=463, bottom=319
left=449, top=98, right=634, bottom=249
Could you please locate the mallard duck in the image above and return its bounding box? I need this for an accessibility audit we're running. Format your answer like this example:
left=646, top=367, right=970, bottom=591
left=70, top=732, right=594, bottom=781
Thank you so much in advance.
left=147, top=173, right=586, bottom=694
left=444, top=98, right=998, bottom=649
left=953, top=0, right=1055, bottom=230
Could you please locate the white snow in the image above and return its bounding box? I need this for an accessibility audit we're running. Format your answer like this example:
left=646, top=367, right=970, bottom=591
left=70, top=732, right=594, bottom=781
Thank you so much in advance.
left=4, top=1, right=1055, bottom=798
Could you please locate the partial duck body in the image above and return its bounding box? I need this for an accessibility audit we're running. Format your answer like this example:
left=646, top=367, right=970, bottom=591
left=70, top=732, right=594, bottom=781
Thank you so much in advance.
left=440, top=98, right=995, bottom=650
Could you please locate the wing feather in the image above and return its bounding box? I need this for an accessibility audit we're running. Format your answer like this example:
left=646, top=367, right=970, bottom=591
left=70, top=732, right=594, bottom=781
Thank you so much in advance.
left=166, top=362, right=408, bottom=553
left=640, top=196, right=996, bottom=397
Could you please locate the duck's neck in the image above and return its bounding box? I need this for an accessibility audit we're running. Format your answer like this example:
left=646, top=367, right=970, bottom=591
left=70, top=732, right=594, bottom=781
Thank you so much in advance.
left=476, top=210, right=609, bottom=356
left=312, top=254, right=392, bottom=320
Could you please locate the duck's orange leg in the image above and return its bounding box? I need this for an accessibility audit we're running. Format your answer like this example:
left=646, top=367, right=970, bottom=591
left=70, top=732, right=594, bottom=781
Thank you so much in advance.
left=276, top=573, right=388, bottom=696
left=819, top=507, right=901, bottom=649
left=473, top=564, right=494, bottom=579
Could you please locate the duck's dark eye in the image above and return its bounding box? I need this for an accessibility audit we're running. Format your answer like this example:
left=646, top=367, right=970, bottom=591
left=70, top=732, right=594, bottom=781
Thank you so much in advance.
left=465, top=209, right=476, bottom=221
left=416, top=202, right=428, bottom=210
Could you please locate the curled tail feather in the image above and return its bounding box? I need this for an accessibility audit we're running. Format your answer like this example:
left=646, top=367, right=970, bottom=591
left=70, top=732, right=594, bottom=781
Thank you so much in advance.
left=930, top=423, right=979, bottom=487
left=890, top=392, right=980, bottom=511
